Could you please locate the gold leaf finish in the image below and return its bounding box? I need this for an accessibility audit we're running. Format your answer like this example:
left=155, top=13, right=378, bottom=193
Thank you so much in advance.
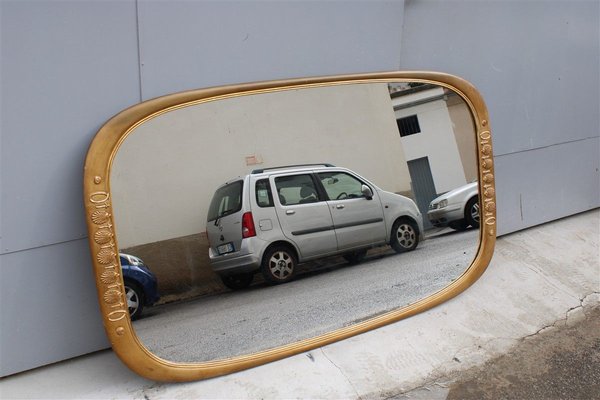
left=97, top=249, right=116, bottom=265
left=91, top=210, right=110, bottom=225
left=104, top=289, right=122, bottom=304
left=100, top=270, right=120, bottom=285
left=94, top=230, right=113, bottom=244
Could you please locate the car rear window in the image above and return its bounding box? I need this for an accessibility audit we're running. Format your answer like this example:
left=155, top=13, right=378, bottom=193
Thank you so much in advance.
left=256, top=179, right=274, bottom=207
left=207, top=180, right=243, bottom=222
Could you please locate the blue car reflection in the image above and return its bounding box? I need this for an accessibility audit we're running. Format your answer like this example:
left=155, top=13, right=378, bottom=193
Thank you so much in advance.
left=119, top=253, right=160, bottom=320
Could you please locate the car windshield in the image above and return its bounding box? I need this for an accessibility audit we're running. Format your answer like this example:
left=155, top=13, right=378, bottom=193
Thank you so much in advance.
left=207, top=181, right=243, bottom=222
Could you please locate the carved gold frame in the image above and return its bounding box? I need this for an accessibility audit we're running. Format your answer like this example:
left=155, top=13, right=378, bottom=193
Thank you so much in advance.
left=83, top=71, right=496, bottom=382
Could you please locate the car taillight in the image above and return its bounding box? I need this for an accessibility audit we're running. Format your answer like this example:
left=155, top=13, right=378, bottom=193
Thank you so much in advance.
left=242, top=212, right=256, bottom=238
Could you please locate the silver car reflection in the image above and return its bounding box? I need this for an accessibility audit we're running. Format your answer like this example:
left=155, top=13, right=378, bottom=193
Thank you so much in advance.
left=427, top=182, right=479, bottom=231
left=206, top=164, right=424, bottom=289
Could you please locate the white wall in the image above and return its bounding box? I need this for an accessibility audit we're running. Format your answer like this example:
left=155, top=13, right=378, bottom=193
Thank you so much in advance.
left=111, top=83, right=410, bottom=248
left=393, top=88, right=468, bottom=193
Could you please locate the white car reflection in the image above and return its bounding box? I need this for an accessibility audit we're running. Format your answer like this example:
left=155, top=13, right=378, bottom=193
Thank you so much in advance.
left=427, top=182, right=479, bottom=231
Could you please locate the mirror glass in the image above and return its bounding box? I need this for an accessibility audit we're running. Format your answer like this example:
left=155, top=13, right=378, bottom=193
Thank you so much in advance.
left=110, top=81, right=479, bottom=362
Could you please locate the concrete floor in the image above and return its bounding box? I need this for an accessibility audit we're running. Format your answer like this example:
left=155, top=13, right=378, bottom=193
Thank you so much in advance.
left=445, top=305, right=600, bottom=400
left=1, top=209, right=598, bottom=399
left=393, top=304, right=600, bottom=399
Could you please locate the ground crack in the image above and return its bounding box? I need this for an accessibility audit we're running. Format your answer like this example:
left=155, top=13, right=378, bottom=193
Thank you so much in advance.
left=139, top=385, right=158, bottom=400
left=581, top=291, right=600, bottom=305
left=382, top=296, right=600, bottom=398
left=320, top=348, right=362, bottom=399
left=521, top=291, right=599, bottom=340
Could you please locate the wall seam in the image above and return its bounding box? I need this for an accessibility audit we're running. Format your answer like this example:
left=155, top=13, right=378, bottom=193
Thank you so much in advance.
left=396, top=0, right=406, bottom=70
left=1, top=237, right=88, bottom=257
left=135, top=0, right=143, bottom=102
left=494, top=136, right=599, bottom=158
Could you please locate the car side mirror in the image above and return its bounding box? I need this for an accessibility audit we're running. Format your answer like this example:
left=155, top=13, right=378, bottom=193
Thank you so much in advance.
left=361, top=184, right=373, bottom=200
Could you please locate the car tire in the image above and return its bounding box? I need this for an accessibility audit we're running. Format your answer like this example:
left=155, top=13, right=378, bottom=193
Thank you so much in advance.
left=124, top=281, right=144, bottom=320
left=261, top=245, right=297, bottom=284
left=220, top=273, right=254, bottom=290
left=343, top=249, right=368, bottom=265
left=449, top=220, right=469, bottom=231
left=465, top=196, right=480, bottom=228
left=390, top=218, right=419, bottom=253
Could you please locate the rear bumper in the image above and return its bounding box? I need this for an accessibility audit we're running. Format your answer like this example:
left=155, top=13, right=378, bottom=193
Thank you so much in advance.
left=209, top=237, right=266, bottom=275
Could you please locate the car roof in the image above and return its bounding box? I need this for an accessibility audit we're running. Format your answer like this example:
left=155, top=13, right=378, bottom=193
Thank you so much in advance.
left=219, top=164, right=343, bottom=187
left=250, top=163, right=336, bottom=176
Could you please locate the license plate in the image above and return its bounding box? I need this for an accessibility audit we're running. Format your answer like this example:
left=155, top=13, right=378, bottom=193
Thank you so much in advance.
left=217, top=242, right=234, bottom=255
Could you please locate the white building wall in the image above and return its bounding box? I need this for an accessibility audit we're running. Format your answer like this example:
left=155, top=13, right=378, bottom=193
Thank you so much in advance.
left=112, top=83, right=411, bottom=248
left=394, top=90, right=467, bottom=193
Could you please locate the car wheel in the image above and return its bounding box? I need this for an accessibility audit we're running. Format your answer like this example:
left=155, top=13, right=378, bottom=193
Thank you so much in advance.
left=220, top=273, right=254, bottom=290
left=343, top=249, right=368, bottom=265
left=124, top=281, right=144, bottom=320
left=465, top=196, right=480, bottom=228
left=449, top=220, right=469, bottom=231
left=261, top=245, right=297, bottom=284
left=390, top=218, right=419, bottom=253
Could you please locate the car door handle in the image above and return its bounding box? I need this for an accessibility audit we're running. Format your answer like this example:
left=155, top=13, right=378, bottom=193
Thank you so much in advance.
left=336, top=204, right=345, bottom=209
left=286, top=210, right=296, bottom=215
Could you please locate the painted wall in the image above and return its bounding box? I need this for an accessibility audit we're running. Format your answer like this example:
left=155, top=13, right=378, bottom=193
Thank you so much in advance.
left=111, top=83, right=410, bottom=248
left=0, top=0, right=406, bottom=376
left=1, top=0, right=141, bottom=377
left=398, top=0, right=600, bottom=235
left=447, top=96, right=478, bottom=183
left=393, top=88, right=470, bottom=194
left=2, top=0, right=598, bottom=376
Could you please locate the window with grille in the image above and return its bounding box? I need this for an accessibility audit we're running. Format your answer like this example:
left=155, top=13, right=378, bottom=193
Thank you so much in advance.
left=397, top=115, right=421, bottom=137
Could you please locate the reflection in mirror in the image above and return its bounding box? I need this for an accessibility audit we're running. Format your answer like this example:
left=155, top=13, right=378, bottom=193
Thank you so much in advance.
left=110, top=82, right=479, bottom=362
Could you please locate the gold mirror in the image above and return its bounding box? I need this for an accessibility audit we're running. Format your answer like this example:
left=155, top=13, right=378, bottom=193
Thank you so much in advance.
left=84, top=72, right=496, bottom=381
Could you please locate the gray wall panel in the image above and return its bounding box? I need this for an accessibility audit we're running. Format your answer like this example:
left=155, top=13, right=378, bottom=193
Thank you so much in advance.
left=136, top=1, right=405, bottom=99
left=1, top=0, right=141, bottom=254
left=399, top=1, right=599, bottom=156
left=398, top=0, right=600, bottom=233
left=0, top=240, right=108, bottom=377
left=495, top=137, right=600, bottom=235
left=0, top=1, right=407, bottom=375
